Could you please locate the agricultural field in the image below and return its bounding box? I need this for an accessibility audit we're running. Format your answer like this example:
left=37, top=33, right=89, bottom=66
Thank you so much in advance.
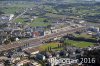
left=15, top=17, right=51, bottom=27
left=0, top=7, right=25, bottom=14
left=0, top=2, right=35, bottom=14
left=54, top=3, right=100, bottom=23
left=45, top=13, right=66, bottom=18
left=30, top=21, right=51, bottom=27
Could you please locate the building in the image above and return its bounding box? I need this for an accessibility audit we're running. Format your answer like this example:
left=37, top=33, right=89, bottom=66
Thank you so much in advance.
left=89, top=26, right=99, bottom=32
left=24, top=48, right=39, bottom=56
left=16, top=60, right=30, bottom=66
left=45, top=52, right=52, bottom=58
left=31, top=61, right=41, bottom=66
left=36, top=54, right=46, bottom=60
left=44, top=30, right=51, bottom=36
left=0, top=61, right=4, bottom=66
left=11, top=57, right=20, bottom=63
left=0, top=14, right=14, bottom=21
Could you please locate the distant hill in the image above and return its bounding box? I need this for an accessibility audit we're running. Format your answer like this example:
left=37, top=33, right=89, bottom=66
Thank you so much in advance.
left=0, top=0, right=99, bottom=3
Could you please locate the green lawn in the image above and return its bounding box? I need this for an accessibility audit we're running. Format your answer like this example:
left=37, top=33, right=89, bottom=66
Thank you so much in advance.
left=38, top=42, right=63, bottom=51
left=15, top=18, right=25, bottom=23
left=30, top=18, right=51, bottom=27
left=65, top=40, right=94, bottom=48
left=15, top=17, right=51, bottom=27
left=30, top=22, right=51, bottom=27
left=75, top=33, right=92, bottom=38
left=32, top=18, right=46, bottom=22
left=45, top=13, right=66, bottom=18
left=74, top=33, right=96, bottom=40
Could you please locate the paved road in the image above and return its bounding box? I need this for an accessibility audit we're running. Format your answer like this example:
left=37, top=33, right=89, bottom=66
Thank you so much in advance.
left=11, top=8, right=28, bottom=22
left=0, top=27, right=86, bottom=52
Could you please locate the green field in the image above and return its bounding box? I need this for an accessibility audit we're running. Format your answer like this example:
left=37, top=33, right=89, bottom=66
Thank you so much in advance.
left=15, top=17, right=51, bottom=27
left=38, top=39, right=94, bottom=51
left=30, top=22, right=51, bottom=27
left=15, top=18, right=25, bottom=23
left=45, top=13, right=66, bottom=18
left=32, top=18, right=46, bottom=22
left=0, top=2, right=35, bottom=14
left=31, top=18, right=51, bottom=27
left=75, top=33, right=92, bottom=38
left=38, top=42, right=63, bottom=51
left=64, top=39, right=94, bottom=48
left=74, top=33, right=96, bottom=40
left=1, top=7, right=25, bottom=14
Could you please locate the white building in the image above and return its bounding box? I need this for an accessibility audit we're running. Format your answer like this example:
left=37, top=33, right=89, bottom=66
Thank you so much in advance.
left=9, top=14, right=14, bottom=21
left=44, top=30, right=51, bottom=36
left=31, top=61, right=41, bottom=66
left=24, top=48, right=39, bottom=56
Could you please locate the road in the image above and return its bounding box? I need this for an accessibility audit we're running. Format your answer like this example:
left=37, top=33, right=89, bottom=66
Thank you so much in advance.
left=0, top=26, right=87, bottom=52
left=11, top=8, right=28, bottom=22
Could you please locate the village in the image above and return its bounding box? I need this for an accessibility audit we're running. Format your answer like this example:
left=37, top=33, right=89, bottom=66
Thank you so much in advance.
left=0, top=0, right=100, bottom=66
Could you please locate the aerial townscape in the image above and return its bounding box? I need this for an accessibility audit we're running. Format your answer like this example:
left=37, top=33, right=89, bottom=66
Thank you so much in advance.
left=0, top=0, right=100, bottom=66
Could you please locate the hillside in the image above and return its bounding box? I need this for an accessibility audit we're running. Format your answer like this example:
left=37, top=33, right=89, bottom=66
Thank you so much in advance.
left=0, top=0, right=97, bottom=3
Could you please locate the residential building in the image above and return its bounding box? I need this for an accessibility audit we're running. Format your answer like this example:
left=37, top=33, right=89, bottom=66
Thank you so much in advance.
left=36, top=54, right=46, bottom=60
left=24, top=48, right=39, bottom=56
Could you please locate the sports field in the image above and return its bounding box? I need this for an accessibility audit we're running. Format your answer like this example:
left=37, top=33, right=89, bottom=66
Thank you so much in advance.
left=64, top=39, right=94, bottom=48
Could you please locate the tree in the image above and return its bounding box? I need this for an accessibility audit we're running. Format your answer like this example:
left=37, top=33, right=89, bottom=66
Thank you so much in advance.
left=48, top=47, right=52, bottom=51
left=0, top=11, right=4, bottom=15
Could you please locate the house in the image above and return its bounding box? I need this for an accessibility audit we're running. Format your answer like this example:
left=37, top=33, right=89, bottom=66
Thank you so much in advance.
left=44, top=30, right=51, bottom=36
left=10, top=28, right=23, bottom=38
left=69, top=54, right=77, bottom=59
left=59, top=50, right=68, bottom=57
left=88, top=26, right=99, bottom=32
left=0, top=56, right=9, bottom=61
left=10, top=52, right=28, bottom=63
left=16, top=60, right=30, bottom=66
left=24, top=48, right=39, bottom=56
left=51, top=51, right=59, bottom=57
left=9, top=14, right=14, bottom=21
left=24, top=27, right=33, bottom=38
left=36, top=54, right=46, bottom=60
left=32, top=31, right=40, bottom=38
left=87, top=31, right=92, bottom=35
left=0, top=30, right=8, bottom=44
left=0, top=61, right=4, bottom=66
left=11, top=57, right=20, bottom=63
left=0, top=14, right=14, bottom=21
left=94, top=32, right=100, bottom=38
left=45, top=52, right=52, bottom=58
left=24, top=27, right=45, bottom=38
left=76, top=20, right=85, bottom=24
left=31, top=61, right=41, bottom=66
left=11, top=52, right=28, bottom=58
